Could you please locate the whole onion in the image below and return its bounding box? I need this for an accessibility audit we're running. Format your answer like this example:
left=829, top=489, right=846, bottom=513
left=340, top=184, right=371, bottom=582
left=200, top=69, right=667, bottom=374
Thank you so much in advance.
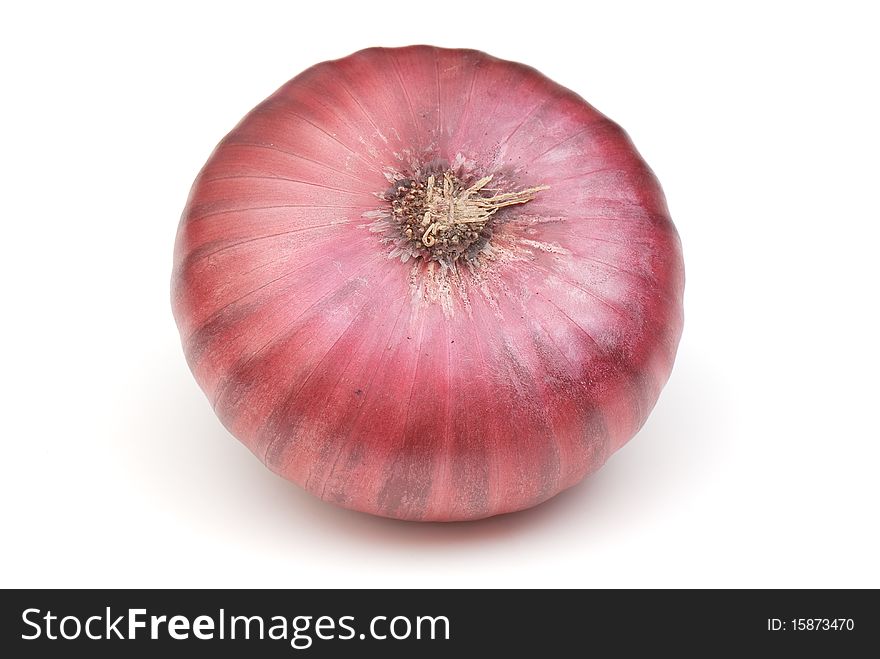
left=172, top=46, right=684, bottom=522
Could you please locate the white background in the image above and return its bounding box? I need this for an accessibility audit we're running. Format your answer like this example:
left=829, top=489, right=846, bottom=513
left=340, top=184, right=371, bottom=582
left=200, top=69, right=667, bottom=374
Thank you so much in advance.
left=2, top=1, right=878, bottom=588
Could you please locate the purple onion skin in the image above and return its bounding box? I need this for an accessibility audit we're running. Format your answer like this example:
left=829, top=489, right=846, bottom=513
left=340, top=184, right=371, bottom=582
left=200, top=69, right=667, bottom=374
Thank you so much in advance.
left=172, top=46, right=684, bottom=521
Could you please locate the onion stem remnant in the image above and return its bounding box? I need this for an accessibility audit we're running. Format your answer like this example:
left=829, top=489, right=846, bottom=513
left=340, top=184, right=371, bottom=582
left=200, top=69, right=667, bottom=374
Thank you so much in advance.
left=389, top=171, right=548, bottom=263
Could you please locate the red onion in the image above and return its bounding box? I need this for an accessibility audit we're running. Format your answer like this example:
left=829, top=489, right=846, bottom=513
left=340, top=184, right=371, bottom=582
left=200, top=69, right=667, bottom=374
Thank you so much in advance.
left=172, top=46, right=684, bottom=522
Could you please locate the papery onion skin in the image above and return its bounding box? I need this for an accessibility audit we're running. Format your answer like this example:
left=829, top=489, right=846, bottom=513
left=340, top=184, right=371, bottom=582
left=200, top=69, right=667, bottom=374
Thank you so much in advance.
left=172, top=46, right=684, bottom=522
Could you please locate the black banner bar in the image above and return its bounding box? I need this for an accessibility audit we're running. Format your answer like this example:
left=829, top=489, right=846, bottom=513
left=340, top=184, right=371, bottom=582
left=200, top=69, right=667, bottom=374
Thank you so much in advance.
left=1, top=589, right=876, bottom=656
